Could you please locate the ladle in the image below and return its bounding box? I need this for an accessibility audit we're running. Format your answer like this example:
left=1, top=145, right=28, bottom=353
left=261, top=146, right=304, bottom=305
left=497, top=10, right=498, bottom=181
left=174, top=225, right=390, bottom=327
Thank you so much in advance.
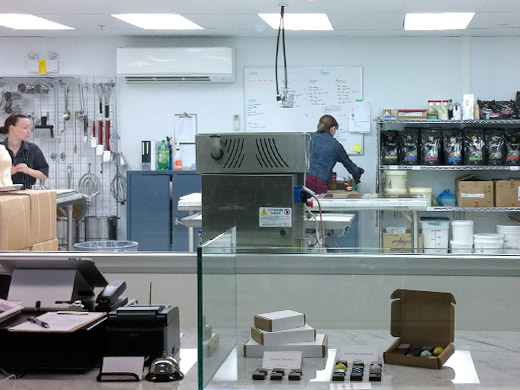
left=63, top=85, right=71, bottom=121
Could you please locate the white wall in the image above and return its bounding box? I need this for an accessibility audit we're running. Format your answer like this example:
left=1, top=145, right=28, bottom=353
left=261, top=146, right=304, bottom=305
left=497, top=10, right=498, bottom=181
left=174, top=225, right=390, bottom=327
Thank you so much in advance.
left=1, top=35, right=519, bottom=243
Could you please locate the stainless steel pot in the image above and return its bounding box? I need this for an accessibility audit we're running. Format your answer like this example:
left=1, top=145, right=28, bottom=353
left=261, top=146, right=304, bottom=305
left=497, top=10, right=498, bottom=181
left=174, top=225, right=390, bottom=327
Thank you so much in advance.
left=84, top=215, right=118, bottom=241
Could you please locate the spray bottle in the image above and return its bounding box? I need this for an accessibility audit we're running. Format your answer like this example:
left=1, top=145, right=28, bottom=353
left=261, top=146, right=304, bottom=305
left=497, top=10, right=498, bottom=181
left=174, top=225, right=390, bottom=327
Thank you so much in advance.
left=173, top=142, right=182, bottom=171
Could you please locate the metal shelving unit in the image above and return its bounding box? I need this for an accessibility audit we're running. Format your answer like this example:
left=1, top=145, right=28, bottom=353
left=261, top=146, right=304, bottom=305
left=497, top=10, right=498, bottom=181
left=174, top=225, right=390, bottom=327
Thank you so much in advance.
left=427, top=207, right=520, bottom=212
left=381, top=165, right=520, bottom=171
left=376, top=118, right=520, bottom=251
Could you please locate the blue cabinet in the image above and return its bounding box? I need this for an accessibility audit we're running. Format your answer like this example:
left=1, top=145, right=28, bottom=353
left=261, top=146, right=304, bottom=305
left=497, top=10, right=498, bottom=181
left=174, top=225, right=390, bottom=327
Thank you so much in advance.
left=127, top=171, right=201, bottom=251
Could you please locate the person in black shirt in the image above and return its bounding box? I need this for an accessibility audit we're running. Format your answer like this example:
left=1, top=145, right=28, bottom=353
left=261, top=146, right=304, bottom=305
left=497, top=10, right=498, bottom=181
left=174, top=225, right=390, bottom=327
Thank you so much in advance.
left=0, top=114, right=49, bottom=189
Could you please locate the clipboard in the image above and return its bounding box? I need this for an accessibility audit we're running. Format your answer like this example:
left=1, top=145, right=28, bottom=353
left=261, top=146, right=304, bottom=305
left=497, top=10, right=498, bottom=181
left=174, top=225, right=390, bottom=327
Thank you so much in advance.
left=174, top=113, right=197, bottom=144
left=8, top=311, right=106, bottom=333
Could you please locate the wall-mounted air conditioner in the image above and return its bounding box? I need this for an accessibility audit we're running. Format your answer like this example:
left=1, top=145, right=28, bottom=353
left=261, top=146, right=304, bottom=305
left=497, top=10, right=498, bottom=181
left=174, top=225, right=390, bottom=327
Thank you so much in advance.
left=116, top=47, right=235, bottom=83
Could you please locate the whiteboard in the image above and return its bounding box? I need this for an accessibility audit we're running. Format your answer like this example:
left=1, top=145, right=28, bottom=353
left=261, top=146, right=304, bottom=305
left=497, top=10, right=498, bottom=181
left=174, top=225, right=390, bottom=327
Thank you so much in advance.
left=245, top=66, right=362, bottom=133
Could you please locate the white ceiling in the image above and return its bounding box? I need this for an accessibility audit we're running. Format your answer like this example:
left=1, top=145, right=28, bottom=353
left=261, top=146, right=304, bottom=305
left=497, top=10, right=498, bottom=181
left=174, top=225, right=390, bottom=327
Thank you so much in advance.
left=0, top=0, right=520, bottom=38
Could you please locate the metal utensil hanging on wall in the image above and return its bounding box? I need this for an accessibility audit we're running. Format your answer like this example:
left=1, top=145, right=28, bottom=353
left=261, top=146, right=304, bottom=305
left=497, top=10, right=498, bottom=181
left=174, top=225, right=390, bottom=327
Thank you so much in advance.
left=111, top=164, right=127, bottom=204
left=79, top=163, right=101, bottom=205
left=103, top=82, right=114, bottom=118
left=63, top=84, right=71, bottom=121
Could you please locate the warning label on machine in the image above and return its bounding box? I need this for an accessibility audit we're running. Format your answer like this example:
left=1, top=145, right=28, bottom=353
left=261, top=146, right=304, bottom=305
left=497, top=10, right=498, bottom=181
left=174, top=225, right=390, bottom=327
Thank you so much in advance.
left=259, top=207, right=292, bottom=228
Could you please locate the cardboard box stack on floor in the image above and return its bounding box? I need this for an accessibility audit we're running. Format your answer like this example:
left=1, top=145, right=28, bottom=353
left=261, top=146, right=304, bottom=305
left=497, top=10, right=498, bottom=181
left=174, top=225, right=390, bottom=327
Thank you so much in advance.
left=243, top=309, right=328, bottom=358
left=0, top=190, right=57, bottom=251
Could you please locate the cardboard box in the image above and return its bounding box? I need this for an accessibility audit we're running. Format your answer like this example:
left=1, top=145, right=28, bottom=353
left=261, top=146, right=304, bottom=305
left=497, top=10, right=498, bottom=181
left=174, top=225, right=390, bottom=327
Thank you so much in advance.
left=251, top=324, right=316, bottom=346
left=383, top=289, right=456, bottom=369
left=495, top=180, right=520, bottom=207
left=0, top=195, right=31, bottom=250
left=8, top=190, right=57, bottom=243
left=31, top=238, right=59, bottom=251
left=382, top=232, right=423, bottom=253
left=254, top=310, right=305, bottom=332
left=395, top=109, right=427, bottom=120
left=243, top=333, right=328, bottom=358
left=456, top=175, right=494, bottom=207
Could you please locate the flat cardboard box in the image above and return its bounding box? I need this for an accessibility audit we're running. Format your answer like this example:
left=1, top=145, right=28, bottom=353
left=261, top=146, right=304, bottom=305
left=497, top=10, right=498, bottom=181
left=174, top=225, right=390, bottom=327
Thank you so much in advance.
left=254, top=310, right=305, bottom=332
left=383, top=289, right=456, bottom=369
left=456, top=175, right=494, bottom=207
left=243, top=333, right=328, bottom=358
left=495, top=180, right=520, bottom=207
left=31, top=238, right=59, bottom=251
left=7, top=190, right=57, bottom=243
left=396, top=109, right=427, bottom=120
left=382, top=232, right=423, bottom=253
left=251, top=324, right=316, bottom=346
left=0, top=195, right=31, bottom=250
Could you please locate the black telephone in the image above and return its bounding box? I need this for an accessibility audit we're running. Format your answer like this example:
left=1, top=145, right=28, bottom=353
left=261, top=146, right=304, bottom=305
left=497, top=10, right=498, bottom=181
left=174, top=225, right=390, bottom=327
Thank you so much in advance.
left=96, top=280, right=128, bottom=312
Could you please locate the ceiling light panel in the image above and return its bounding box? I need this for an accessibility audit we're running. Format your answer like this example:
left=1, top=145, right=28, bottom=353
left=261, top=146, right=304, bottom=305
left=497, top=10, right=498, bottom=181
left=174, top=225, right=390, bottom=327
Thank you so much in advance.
left=111, top=13, right=203, bottom=30
left=258, top=13, right=333, bottom=30
left=0, top=14, right=73, bottom=30
left=404, top=13, right=475, bottom=30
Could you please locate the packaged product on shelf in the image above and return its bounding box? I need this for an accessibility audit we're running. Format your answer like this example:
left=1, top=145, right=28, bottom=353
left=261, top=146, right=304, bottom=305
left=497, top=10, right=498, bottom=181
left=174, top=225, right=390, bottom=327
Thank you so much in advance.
left=426, top=100, right=438, bottom=119
left=398, top=128, right=419, bottom=165
left=463, top=128, right=485, bottom=165
left=380, top=131, right=399, bottom=165
left=437, top=101, right=449, bottom=120
left=478, top=100, right=518, bottom=120
left=420, top=128, right=441, bottom=165
left=484, top=128, right=505, bottom=166
left=504, top=129, right=520, bottom=166
left=441, top=129, right=463, bottom=165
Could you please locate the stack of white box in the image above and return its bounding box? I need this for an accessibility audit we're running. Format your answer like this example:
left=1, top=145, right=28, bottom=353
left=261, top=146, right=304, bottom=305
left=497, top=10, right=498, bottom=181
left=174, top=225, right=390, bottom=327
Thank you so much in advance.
left=243, top=310, right=327, bottom=358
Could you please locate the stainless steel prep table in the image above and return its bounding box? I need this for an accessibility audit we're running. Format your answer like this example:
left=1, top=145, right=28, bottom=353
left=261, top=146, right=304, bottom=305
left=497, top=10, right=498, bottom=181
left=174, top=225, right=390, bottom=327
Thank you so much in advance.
left=56, top=190, right=87, bottom=250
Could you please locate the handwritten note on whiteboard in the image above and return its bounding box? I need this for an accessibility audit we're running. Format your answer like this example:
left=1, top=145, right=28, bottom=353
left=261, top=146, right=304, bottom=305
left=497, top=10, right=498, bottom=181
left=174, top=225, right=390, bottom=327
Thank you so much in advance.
left=244, top=66, right=362, bottom=133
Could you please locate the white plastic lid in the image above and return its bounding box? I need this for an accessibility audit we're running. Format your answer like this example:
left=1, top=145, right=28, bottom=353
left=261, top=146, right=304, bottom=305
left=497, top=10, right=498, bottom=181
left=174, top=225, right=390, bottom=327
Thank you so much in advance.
left=497, top=225, right=520, bottom=232
left=384, top=170, right=407, bottom=176
left=451, top=220, right=474, bottom=226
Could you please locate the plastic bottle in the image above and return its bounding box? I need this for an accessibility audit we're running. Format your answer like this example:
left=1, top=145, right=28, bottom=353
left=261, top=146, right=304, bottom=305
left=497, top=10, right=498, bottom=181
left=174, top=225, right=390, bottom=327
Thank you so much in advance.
left=453, top=102, right=462, bottom=120
left=173, top=143, right=182, bottom=171
left=447, top=99, right=454, bottom=119
left=156, top=140, right=169, bottom=171
left=426, top=100, right=438, bottom=119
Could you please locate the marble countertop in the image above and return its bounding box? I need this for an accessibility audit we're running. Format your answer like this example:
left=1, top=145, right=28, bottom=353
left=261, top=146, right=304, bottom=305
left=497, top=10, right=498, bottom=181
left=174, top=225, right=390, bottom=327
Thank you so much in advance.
left=2, top=329, right=519, bottom=389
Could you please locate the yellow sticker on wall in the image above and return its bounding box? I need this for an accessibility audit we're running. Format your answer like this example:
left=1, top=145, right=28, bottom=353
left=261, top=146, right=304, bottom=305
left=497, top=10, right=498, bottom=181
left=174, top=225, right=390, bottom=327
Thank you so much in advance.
left=38, top=59, right=46, bottom=74
left=352, top=144, right=362, bottom=153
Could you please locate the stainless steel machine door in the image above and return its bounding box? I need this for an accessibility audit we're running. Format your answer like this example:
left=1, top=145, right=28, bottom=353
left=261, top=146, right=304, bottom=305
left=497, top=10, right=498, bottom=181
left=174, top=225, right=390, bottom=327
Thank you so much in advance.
left=202, top=174, right=305, bottom=248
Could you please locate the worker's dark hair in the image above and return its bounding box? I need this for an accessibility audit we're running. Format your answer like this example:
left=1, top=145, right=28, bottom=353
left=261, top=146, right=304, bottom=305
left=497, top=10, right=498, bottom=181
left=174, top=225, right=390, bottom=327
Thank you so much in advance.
left=0, top=114, right=28, bottom=134
left=317, top=115, right=338, bottom=133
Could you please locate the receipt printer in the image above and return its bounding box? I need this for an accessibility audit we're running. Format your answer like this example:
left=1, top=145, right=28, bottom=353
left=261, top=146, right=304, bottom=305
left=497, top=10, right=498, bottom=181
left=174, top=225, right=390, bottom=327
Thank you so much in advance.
left=105, top=305, right=180, bottom=363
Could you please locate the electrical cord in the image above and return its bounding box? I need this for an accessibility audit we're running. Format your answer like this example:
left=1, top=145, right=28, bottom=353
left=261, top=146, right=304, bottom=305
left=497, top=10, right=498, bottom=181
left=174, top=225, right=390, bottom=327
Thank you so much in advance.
left=275, top=5, right=288, bottom=101
left=311, top=194, right=326, bottom=248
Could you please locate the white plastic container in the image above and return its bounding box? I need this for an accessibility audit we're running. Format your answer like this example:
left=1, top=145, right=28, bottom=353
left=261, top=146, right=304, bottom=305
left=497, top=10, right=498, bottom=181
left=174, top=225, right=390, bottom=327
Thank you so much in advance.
left=408, top=187, right=432, bottom=207
left=473, top=233, right=504, bottom=254
left=496, top=225, right=520, bottom=253
left=421, top=219, right=450, bottom=254
left=451, top=220, right=474, bottom=243
left=450, top=240, right=473, bottom=254
left=383, top=170, right=407, bottom=194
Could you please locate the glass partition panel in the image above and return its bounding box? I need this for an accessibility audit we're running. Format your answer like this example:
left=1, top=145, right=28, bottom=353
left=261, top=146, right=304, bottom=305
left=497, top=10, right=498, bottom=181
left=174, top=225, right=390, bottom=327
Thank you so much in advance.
left=199, top=242, right=520, bottom=390
left=198, top=227, right=237, bottom=389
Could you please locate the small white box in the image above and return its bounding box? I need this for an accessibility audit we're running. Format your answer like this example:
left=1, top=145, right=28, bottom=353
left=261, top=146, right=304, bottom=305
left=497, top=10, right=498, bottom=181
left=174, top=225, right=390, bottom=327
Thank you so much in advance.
left=251, top=324, right=316, bottom=346
left=243, top=333, right=328, bottom=358
left=462, top=94, right=475, bottom=120
left=254, top=310, right=305, bottom=332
